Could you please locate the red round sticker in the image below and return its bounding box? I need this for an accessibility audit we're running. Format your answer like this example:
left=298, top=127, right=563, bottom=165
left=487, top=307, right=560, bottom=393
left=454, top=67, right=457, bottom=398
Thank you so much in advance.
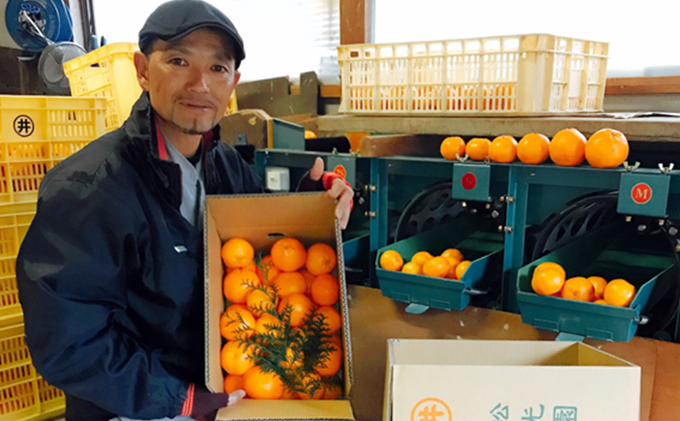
left=333, top=165, right=346, bottom=179
left=631, top=183, right=652, bottom=204
left=461, top=173, right=477, bottom=190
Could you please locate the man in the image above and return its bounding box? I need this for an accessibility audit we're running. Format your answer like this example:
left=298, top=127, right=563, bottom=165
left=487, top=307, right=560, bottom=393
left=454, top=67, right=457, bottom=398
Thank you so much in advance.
left=16, top=1, right=353, bottom=420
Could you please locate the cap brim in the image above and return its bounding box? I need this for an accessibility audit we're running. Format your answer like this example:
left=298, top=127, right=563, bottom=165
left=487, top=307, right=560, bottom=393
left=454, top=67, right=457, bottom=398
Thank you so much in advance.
left=166, top=23, right=245, bottom=65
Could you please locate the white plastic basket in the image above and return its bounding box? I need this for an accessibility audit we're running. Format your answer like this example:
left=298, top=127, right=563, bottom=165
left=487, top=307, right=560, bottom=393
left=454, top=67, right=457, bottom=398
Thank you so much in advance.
left=337, top=34, right=609, bottom=114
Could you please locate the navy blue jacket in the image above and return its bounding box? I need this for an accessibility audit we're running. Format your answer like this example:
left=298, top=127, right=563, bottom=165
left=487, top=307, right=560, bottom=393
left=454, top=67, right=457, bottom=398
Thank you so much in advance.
left=16, top=92, right=263, bottom=420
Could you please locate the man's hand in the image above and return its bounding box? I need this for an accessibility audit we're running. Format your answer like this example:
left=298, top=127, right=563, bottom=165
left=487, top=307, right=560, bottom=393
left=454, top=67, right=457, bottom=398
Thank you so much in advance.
left=309, top=157, right=354, bottom=229
left=227, top=390, right=246, bottom=406
left=185, top=386, right=246, bottom=421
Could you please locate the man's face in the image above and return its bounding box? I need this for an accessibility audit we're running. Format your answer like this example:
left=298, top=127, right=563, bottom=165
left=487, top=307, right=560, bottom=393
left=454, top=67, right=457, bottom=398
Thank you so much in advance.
left=134, top=28, right=241, bottom=135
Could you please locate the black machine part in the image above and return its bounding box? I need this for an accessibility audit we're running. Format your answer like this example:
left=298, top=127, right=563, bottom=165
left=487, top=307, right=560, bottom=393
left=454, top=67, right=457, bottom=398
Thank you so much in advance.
left=529, top=192, right=620, bottom=261
left=394, top=181, right=506, bottom=242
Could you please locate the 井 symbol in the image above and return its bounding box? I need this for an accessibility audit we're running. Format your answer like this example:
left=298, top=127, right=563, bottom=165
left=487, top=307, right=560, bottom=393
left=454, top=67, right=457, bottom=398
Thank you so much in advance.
left=410, top=398, right=452, bottom=421
left=13, top=115, right=35, bottom=137
left=418, top=404, right=443, bottom=421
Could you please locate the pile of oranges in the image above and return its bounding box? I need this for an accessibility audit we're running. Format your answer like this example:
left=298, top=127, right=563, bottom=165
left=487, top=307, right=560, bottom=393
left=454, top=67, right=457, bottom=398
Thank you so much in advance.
left=220, top=237, right=343, bottom=400
left=380, top=248, right=471, bottom=280
left=440, top=128, right=629, bottom=169
left=531, top=261, right=636, bottom=307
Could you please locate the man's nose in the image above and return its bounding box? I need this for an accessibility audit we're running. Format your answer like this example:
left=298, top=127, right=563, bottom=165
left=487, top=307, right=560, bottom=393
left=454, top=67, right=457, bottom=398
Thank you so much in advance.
left=187, top=67, right=210, bottom=92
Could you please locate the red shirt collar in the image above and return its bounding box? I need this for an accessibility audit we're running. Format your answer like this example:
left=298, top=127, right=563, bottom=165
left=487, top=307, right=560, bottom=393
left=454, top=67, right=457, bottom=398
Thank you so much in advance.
left=155, top=123, right=216, bottom=161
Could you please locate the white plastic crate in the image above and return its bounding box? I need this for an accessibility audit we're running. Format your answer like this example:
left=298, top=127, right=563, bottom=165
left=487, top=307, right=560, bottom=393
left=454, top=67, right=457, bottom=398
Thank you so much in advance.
left=338, top=34, right=609, bottom=114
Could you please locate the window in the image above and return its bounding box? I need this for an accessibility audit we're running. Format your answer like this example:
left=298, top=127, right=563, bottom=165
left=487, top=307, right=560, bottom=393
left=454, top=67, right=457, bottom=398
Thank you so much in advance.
left=93, top=0, right=340, bottom=81
left=375, top=0, right=680, bottom=77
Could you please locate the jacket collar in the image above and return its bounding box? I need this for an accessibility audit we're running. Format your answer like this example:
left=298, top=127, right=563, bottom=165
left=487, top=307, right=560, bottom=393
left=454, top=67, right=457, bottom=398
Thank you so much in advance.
left=124, top=92, right=221, bottom=158
left=122, top=92, right=222, bottom=207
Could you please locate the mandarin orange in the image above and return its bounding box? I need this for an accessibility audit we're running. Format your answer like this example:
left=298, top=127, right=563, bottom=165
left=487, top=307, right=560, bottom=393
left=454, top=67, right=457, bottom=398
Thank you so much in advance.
left=549, top=128, right=587, bottom=167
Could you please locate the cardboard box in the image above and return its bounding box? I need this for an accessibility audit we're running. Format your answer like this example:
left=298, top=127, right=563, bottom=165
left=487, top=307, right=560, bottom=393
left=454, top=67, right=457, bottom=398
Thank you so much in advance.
left=204, top=193, right=354, bottom=420
left=384, top=339, right=640, bottom=421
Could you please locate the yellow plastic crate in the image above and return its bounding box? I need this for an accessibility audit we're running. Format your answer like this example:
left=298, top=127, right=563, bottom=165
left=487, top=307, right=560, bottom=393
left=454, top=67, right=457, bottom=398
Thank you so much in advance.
left=0, top=203, right=37, bottom=328
left=36, top=376, right=65, bottom=418
left=0, top=324, right=34, bottom=384
left=64, top=42, right=238, bottom=132
left=338, top=34, right=609, bottom=114
left=0, top=325, right=65, bottom=421
left=0, top=378, right=39, bottom=421
left=0, top=378, right=63, bottom=421
left=0, top=325, right=39, bottom=420
left=0, top=271, right=21, bottom=328
left=0, top=96, right=105, bottom=205
left=0, top=207, right=36, bottom=258
left=63, top=42, right=142, bottom=132
left=0, top=96, right=106, bottom=142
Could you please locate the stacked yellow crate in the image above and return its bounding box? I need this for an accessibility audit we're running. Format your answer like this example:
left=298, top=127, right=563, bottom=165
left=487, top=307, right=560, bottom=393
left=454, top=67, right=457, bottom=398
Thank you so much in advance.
left=0, top=95, right=106, bottom=421
left=0, top=204, right=35, bottom=329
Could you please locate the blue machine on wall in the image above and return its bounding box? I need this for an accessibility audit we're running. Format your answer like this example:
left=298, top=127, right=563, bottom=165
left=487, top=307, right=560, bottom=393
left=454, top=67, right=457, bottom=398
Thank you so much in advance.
left=5, top=0, right=73, bottom=51
left=5, top=0, right=85, bottom=94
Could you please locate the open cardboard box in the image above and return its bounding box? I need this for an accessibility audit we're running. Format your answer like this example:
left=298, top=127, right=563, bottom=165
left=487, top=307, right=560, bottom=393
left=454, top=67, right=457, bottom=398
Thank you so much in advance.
left=204, top=193, right=354, bottom=420
left=384, top=339, right=640, bottom=421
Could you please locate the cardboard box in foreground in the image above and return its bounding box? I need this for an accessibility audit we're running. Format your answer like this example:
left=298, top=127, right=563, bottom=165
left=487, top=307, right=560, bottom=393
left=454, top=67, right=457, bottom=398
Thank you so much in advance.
left=385, top=339, right=640, bottom=421
left=204, top=193, right=354, bottom=420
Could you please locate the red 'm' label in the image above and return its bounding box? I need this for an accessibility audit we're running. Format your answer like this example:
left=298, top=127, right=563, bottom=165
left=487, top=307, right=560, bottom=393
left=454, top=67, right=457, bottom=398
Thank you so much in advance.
left=631, top=183, right=652, bottom=204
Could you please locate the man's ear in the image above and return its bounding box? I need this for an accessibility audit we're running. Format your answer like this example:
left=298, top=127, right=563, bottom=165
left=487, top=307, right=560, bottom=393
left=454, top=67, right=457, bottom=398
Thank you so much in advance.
left=232, top=70, right=241, bottom=87
left=133, top=51, right=150, bottom=91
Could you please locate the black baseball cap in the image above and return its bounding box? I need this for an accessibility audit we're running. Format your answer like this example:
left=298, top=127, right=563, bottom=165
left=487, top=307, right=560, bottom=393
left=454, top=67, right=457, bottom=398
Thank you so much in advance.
left=138, top=0, right=245, bottom=69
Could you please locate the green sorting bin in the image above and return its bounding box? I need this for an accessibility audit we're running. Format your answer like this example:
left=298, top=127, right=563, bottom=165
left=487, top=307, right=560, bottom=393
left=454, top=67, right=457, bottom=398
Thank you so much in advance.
left=376, top=216, right=504, bottom=311
left=517, top=223, right=676, bottom=342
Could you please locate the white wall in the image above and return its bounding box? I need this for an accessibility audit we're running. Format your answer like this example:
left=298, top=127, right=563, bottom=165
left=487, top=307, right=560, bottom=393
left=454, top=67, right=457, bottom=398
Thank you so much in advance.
left=68, top=0, right=84, bottom=48
left=0, top=0, right=21, bottom=48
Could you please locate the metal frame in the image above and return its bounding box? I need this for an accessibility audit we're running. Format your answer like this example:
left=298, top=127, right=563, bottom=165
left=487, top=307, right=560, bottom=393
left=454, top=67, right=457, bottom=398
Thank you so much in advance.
left=504, top=165, right=622, bottom=312
left=257, top=147, right=680, bottom=342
